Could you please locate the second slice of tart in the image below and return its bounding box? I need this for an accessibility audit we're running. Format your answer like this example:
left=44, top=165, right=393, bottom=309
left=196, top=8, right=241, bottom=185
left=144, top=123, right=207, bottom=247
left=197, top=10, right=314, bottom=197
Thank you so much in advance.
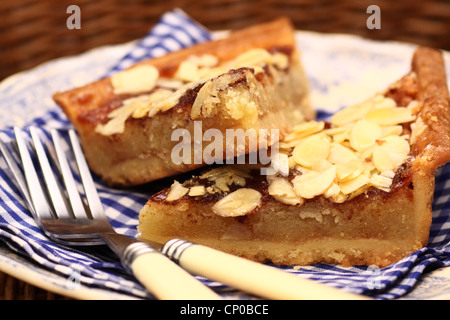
left=53, top=18, right=314, bottom=187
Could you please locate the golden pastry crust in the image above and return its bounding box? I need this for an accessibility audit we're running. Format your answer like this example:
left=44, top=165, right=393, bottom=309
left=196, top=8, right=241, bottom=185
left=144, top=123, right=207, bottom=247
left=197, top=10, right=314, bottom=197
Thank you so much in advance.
left=138, top=47, right=450, bottom=267
left=53, top=18, right=314, bottom=186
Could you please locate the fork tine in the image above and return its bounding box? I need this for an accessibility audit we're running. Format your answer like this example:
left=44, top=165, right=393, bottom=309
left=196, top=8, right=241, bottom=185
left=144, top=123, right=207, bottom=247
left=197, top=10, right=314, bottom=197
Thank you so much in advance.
left=0, top=138, right=34, bottom=213
left=29, top=127, right=72, bottom=220
left=13, top=127, right=54, bottom=220
left=50, top=129, right=88, bottom=220
left=68, top=129, right=105, bottom=220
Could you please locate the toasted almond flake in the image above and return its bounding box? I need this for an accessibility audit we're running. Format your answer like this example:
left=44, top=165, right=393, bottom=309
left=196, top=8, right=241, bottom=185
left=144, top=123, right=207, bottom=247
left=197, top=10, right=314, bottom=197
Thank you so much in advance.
left=111, top=65, right=159, bottom=95
left=331, top=193, right=348, bottom=203
left=292, top=121, right=325, bottom=138
left=372, top=147, right=393, bottom=172
left=129, top=95, right=153, bottom=118
left=330, top=100, right=373, bottom=126
left=365, top=107, right=415, bottom=126
left=373, top=97, right=396, bottom=109
left=292, top=166, right=336, bottom=199
left=189, top=54, right=219, bottom=68
left=339, top=165, right=364, bottom=182
left=157, top=83, right=196, bottom=112
left=95, top=102, right=136, bottom=135
left=212, top=188, right=262, bottom=217
left=174, top=60, right=200, bottom=82
left=214, top=176, right=232, bottom=192
left=166, top=181, right=189, bottom=201
left=327, top=143, right=364, bottom=181
left=381, top=125, right=403, bottom=137
left=370, top=174, right=393, bottom=190
left=380, top=169, right=395, bottom=178
left=131, top=89, right=174, bottom=118
left=199, top=167, right=228, bottom=180
left=339, top=174, right=369, bottom=195
left=229, top=48, right=274, bottom=69
left=323, top=125, right=349, bottom=136
left=270, top=152, right=290, bottom=176
left=410, top=117, right=427, bottom=145
left=231, top=175, right=246, bottom=187
left=293, top=134, right=330, bottom=168
left=188, top=185, right=206, bottom=197
left=324, top=182, right=340, bottom=198
left=373, top=135, right=410, bottom=172
left=268, top=177, right=303, bottom=205
left=311, top=159, right=333, bottom=172
left=349, top=120, right=382, bottom=151
left=155, top=77, right=185, bottom=90
left=272, top=52, right=289, bottom=68
left=332, top=129, right=351, bottom=144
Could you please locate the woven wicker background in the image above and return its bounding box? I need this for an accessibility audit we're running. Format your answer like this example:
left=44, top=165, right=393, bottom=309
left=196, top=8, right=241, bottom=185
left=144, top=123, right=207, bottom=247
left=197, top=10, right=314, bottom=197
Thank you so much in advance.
left=0, top=271, right=67, bottom=300
left=0, top=0, right=449, bottom=300
left=1, top=0, right=450, bottom=81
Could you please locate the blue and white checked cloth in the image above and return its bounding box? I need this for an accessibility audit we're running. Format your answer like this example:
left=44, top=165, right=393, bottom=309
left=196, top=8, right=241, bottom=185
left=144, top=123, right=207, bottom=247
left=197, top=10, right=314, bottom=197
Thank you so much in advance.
left=0, top=9, right=449, bottom=300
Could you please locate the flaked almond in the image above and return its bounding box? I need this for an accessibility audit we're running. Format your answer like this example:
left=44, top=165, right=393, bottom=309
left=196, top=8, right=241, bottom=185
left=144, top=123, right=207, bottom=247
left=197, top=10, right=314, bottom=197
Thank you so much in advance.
left=214, top=176, right=232, bottom=192
left=410, top=117, right=427, bottom=145
left=324, top=182, right=340, bottom=198
left=269, top=152, right=290, bottom=176
left=349, top=120, right=382, bottom=151
left=111, top=65, right=159, bottom=95
left=330, top=100, right=373, bottom=126
left=188, top=185, right=206, bottom=197
left=381, top=125, right=403, bottom=137
left=369, top=174, right=393, bottom=191
left=212, top=188, right=262, bottom=217
left=339, top=173, right=369, bottom=195
left=230, top=48, right=274, bottom=69
left=311, top=159, right=333, bottom=172
left=292, top=166, right=336, bottom=199
left=291, top=121, right=325, bottom=138
left=131, top=89, right=174, bottom=118
left=328, top=143, right=363, bottom=181
left=323, top=125, right=349, bottom=136
left=373, top=96, right=397, bottom=109
left=272, top=52, right=289, bottom=69
left=189, top=54, right=219, bottom=68
left=175, top=60, right=200, bottom=82
left=293, top=134, right=330, bottom=168
left=365, top=107, right=415, bottom=126
left=190, top=81, right=217, bottom=119
left=372, top=147, right=391, bottom=172
left=166, top=181, right=189, bottom=202
left=373, top=135, right=410, bottom=172
left=268, top=177, right=303, bottom=205
left=331, top=128, right=351, bottom=144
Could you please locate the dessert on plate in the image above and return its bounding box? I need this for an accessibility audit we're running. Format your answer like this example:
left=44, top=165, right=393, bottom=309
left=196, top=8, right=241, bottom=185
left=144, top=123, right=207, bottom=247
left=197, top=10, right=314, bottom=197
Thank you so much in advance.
left=53, top=18, right=313, bottom=187
left=138, top=47, right=450, bottom=267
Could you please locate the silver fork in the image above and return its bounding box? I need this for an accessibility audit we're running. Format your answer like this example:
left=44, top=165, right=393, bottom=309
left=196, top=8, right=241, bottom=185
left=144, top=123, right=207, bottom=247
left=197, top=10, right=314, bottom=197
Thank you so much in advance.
left=0, top=126, right=220, bottom=300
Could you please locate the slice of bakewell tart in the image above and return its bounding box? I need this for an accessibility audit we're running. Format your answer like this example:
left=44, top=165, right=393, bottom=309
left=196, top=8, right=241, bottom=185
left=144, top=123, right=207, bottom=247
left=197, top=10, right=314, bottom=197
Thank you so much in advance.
left=138, top=47, right=450, bottom=267
left=53, top=18, right=314, bottom=187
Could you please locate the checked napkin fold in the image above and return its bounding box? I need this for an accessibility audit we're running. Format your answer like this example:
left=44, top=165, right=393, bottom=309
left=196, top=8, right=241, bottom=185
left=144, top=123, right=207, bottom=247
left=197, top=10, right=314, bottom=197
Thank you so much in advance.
left=0, top=9, right=449, bottom=300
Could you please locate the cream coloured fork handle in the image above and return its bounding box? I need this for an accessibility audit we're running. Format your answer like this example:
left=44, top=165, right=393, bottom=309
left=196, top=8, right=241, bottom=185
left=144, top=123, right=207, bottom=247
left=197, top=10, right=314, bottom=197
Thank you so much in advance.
left=163, top=239, right=369, bottom=300
left=106, top=236, right=221, bottom=300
